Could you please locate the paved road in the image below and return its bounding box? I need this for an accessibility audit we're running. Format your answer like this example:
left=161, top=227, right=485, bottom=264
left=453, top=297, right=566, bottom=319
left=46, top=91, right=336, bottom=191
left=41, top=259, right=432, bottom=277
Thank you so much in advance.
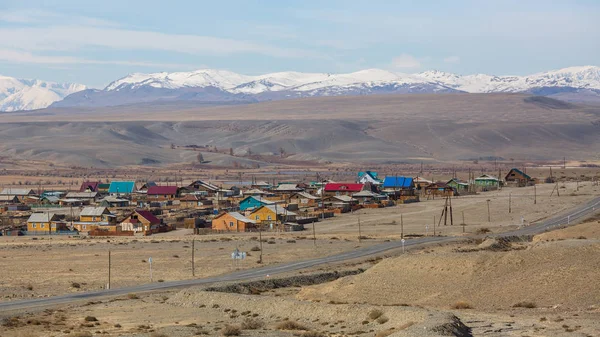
left=2, top=195, right=599, bottom=312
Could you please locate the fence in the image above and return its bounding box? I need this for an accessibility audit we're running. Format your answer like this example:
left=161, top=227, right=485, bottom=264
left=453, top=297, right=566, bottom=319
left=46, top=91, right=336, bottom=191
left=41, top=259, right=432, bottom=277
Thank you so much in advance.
left=22, top=230, right=79, bottom=236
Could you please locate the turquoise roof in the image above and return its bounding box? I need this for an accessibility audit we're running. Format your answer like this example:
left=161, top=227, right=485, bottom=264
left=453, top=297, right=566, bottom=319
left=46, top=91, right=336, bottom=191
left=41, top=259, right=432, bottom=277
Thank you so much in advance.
left=108, top=181, right=136, bottom=194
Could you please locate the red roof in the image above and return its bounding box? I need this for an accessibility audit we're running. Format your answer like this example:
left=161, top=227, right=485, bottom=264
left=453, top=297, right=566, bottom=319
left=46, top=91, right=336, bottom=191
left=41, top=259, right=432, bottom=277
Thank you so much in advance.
left=147, top=186, right=179, bottom=195
left=324, top=183, right=364, bottom=192
left=180, top=194, right=199, bottom=201
left=79, top=181, right=100, bottom=192
left=134, top=210, right=161, bottom=224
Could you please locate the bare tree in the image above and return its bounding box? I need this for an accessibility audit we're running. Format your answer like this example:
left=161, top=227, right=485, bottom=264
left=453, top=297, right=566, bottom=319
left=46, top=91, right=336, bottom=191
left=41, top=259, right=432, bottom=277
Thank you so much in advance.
left=170, top=143, right=175, bottom=149
left=279, top=147, right=286, bottom=158
left=197, top=153, right=204, bottom=163
left=229, top=148, right=234, bottom=156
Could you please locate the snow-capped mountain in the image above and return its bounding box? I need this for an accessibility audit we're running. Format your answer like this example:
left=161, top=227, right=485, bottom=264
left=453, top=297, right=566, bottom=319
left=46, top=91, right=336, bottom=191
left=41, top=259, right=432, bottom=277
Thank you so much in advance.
left=0, top=76, right=86, bottom=112
left=50, top=65, right=600, bottom=109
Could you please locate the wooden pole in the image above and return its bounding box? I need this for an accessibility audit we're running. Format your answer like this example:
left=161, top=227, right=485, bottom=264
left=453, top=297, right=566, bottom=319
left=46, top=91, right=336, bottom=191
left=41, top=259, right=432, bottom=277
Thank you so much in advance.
left=312, top=220, right=316, bottom=247
left=358, top=213, right=362, bottom=243
left=487, top=200, right=491, bottom=222
left=449, top=196, right=454, bottom=226
left=400, top=213, right=404, bottom=239
left=108, top=249, right=111, bottom=290
left=433, top=215, right=436, bottom=236
left=191, top=238, right=195, bottom=277
left=509, top=193, right=512, bottom=213
left=534, top=184, right=537, bottom=204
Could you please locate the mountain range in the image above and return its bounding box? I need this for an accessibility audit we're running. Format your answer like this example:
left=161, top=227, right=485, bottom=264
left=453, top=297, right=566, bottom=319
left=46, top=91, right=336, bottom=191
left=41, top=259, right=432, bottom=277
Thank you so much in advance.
left=2, top=66, right=600, bottom=111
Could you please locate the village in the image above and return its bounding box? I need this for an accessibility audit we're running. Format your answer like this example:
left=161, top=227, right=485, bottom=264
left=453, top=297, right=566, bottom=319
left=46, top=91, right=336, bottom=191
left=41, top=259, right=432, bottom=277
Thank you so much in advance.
left=0, top=167, right=547, bottom=237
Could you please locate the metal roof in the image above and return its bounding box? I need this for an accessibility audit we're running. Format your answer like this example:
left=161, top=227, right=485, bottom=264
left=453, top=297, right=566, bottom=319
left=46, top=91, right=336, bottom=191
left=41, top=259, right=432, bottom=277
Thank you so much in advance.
left=80, top=207, right=110, bottom=217
left=27, top=213, right=56, bottom=222
left=66, top=192, right=98, bottom=198
left=147, top=186, right=179, bottom=195
left=108, top=181, right=136, bottom=194
left=0, top=188, right=34, bottom=196
left=324, top=183, right=364, bottom=192
left=255, top=205, right=297, bottom=216
left=275, top=183, right=302, bottom=191
left=383, top=176, right=414, bottom=188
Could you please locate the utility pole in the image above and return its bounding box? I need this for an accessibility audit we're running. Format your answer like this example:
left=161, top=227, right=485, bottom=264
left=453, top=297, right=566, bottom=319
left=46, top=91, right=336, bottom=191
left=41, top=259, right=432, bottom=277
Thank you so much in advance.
left=563, top=157, right=566, bottom=169
left=108, top=250, right=111, bottom=290
left=487, top=199, right=491, bottom=222
left=312, top=220, right=316, bottom=247
left=509, top=193, right=512, bottom=213
left=433, top=215, right=436, bottom=236
left=400, top=213, right=404, bottom=239
left=191, top=238, right=195, bottom=277
left=534, top=184, right=537, bottom=204
left=258, top=225, right=263, bottom=263
left=358, top=213, right=362, bottom=243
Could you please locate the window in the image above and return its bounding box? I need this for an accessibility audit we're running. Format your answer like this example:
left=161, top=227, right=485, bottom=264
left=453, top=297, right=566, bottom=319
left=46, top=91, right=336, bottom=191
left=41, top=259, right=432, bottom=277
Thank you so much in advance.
left=83, top=225, right=86, bottom=229
left=267, top=215, right=272, bottom=220
left=32, top=223, right=36, bottom=228
left=40, top=223, right=45, bottom=228
left=255, top=215, right=260, bottom=220
left=229, top=221, right=234, bottom=227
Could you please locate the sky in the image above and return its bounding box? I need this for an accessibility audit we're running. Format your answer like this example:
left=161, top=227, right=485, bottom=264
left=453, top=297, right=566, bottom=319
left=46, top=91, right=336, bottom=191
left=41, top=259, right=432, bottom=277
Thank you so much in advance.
left=0, top=0, right=599, bottom=88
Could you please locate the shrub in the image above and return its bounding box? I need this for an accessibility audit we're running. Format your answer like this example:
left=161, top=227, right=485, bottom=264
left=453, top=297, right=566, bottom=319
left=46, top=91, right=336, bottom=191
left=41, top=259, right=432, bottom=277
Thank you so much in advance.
left=72, top=332, right=93, bottom=337
left=451, top=301, right=473, bottom=309
left=241, top=318, right=264, bottom=330
left=376, top=316, right=389, bottom=324
left=513, top=301, right=536, bottom=308
left=302, top=331, right=326, bottom=337
left=267, top=240, right=276, bottom=244
left=71, top=282, right=81, bottom=289
left=250, top=246, right=261, bottom=251
left=276, top=320, right=309, bottom=331
left=84, top=316, right=98, bottom=322
left=221, top=325, right=241, bottom=336
left=150, top=333, right=168, bottom=337
left=286, top=240, right=296, bottom=243
left=476, top=228, right=491, bottom=235
left=127, top=293, right=139, bottom=300
left=368, top=309, right=384, bottom=320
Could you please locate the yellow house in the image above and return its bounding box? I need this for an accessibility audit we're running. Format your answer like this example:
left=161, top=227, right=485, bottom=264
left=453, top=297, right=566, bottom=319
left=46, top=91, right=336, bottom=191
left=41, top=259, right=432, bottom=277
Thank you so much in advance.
left=249, top=205, right=297, bottom=225
left=27, top=213, right=60, bottom=233
left=72, top=206, right=118, bottom=233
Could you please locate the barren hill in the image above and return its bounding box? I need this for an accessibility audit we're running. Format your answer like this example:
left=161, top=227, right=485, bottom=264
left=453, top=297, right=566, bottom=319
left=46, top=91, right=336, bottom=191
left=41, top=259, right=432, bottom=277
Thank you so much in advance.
left=1, top=94, right=599, bottom=167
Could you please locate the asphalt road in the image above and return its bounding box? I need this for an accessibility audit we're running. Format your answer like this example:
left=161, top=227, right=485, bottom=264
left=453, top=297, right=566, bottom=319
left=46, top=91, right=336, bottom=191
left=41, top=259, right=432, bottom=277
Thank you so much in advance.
left=2, top=194, right=599, bottom=312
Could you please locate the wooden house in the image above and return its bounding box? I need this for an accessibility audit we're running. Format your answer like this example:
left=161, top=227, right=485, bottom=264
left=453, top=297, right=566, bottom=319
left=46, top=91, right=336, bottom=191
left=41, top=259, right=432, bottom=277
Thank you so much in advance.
left=505, top=168, right=534, bottom=187
left=26, top=213, right=64, bottom=234
left=79, top=181, right=100, bottom=192
left=98, top=196, right=130, bottom=208
left=72, top=207, right=118, bottom=233
left=352, top=190, right=388, bottom=204
left=187, top=180, right=220, bottom=196
left=120, top=210, right=162, bottom=233
left=239, top=196, right=278, bottom=211
left=413, top=176, right=433, bottom=190
left=274, top=183, right=302, bottom=194
left=108, top=181, right=136, bottom=196
left=97, top=183, right=110, bottom=194
left=0, top=188, right=35, bottom=202
left=323, top=183, right=365, bottom=197
left=65, top=192, right=98, bottom=204
left=249, top=205, right=297, bottom=225
left=211, top=212, right=256, bottom=232
left=0, top=195, right=19, bottom=204
left=288, top=192, right=320, bottom=207
left=147, top=186, right=181, bottom=200
left=474, top=174, right=500, bottom=190
left=357, top=171, right=383, bottom=185
left=425, top=182, right=454, bottom=198
left=446, top=178, right=469, bottom=193
left=179, top=194, right=205, bottom=208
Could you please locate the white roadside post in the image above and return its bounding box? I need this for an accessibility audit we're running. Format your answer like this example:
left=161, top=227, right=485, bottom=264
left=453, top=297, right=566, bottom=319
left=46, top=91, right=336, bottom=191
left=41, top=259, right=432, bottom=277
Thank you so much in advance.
left=401, top=238, right=406, bottom=253
left=425, top=225, right=428, bottom=236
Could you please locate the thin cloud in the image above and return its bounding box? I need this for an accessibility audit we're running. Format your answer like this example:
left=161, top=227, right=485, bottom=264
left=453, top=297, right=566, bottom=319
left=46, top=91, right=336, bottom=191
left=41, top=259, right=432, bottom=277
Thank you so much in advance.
left=391, top=54, right=421, bottom=69
left=0, top=9, right=119, bottom=27
left=0, top=49, right=197, bottom=68
left=444, top=56, right=460, bottom=64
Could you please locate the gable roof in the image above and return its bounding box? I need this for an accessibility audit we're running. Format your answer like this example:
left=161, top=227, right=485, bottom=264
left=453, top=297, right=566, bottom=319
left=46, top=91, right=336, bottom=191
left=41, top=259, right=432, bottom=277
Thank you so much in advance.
left=324, top=183, right=364, bottom=192
left=0, top=188, right=34, bottom=196
left=180, top=194, right=200, bottom=201
left=80, top=207, right=110, bottom=217
left=413, top=176, right=433, bottom=184
left=215, top=212, right=256, bottom=223
left=134, top=210, right=161, bottom=224
left=383, top=176, right=414, bottom=188
left=329, top=195, right=357, bottom=202
left=0, top=195, right=19, bottom=202
left=447, top=178, right=469, bottom=186
left=275, top=183, right=302, bottom=191
left=79, top=181, right=100, bottom=192
left=147, top=186, right=179, bottom=195
left=475, top=174, right=499, bottom=181
left=358, top=170, right=379, bottom=179
left=27, top=213, right=57, bottom=223
left=353, top=190, right=386, bottom=198
left=252, top=204, right=297, bottom=216
left=108, top=181, right=136, bottom=194
left=291, top=191, right=320, bottom=200
left=66, top=192, right=98, bottom=199
left=40, top=195, right=60, bottom=203
left=506, top=168, right=532, bottom=180
left=188, top=180, right=219, bottom=192
left=241, top=195, right=276, bottom=205
left=245, top=189, right=268, bottom=195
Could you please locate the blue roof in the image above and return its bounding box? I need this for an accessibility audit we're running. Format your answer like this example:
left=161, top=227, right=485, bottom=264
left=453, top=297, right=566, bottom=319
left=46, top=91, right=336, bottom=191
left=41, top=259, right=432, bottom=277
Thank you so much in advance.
left=108, top=181, right=136, bottom=194
left=383, top=176, right=414, bottom=188
left=358, top=170, right=379, bottom=179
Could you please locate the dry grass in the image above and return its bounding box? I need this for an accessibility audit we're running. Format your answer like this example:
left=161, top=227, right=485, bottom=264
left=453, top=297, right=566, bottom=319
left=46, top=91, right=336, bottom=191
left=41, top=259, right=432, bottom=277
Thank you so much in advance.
left=127, top=293, right=139, bottom=300
left=221, top=325, right=241, bottom=336
left=276, top=320, right=309, bottom=331
left=368, top=309, right=384, bottom=320
left=240, top=318, right=264, bottom=330
left=451, top=301, right=473, bottom=309
left=513, top=301, right=537, bottom=308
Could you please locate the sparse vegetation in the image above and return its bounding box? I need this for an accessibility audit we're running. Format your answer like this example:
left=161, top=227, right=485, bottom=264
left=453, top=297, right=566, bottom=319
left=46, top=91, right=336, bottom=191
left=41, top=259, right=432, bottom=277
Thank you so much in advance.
left=476, top=228, right=491, bottom=235
left=127, top=293, right=139, bottom=300
left=276, top=320, right=309, bottom=331
left=71, top=282, right=81, bottom=289
left=513, top=301, right=537, bottom=308
left=241, top=318, right=264, bottom=330
left=375, top=329, right=395, bottom=337
left=250, top=246, right=261, bottom=251
left=451, top=301, right=473, bottom=309
left=84, top=316, right=98, bottom=322
left=376, top=316, right=389, bottom=324
left=302, top=331, right=326, bottom=337
left=221, top=324, right=241, bottom=336
left=368, top=309, right=384, bottom=320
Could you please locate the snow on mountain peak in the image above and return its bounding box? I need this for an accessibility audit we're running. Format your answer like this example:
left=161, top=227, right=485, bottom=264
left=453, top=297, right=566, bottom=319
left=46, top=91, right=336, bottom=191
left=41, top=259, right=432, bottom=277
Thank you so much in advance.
left=0, top=76, right=86, bottom=112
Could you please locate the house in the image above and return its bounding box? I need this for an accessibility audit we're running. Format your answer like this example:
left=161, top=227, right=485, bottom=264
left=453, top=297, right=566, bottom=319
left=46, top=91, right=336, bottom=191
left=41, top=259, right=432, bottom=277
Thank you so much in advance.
left=39, top=195, right=60, bottom=205
left=505, top=168, right=534, bottom=187
left=352, top=190, right=388, bottom=204
left=108, top=181, right=136, bottom=196
left=65, top=192, right=98, bottom=204
left=179, top=194, right=208, bottom=208
left=358, top=171, right=383, bottom=185
left=58, top=199, right=84, bottom=207
left=212, top=212, right=257, bottom=232
left=249, top=205, right=296, bottom=225
left=382, top=176, right=415, bottom=191
left=120, top=210, right=162, bottom=233
left=474, top=174, right=500, bottom=190
left=79, top=181, right=100, bottom=192
left=72, top=207, right=118, bottom=233
left=138, top=181, right=157, bottom=192
left=251, top=181, right=271, bottom=189
left=323, top=183, right=365, bottom=196
left=188, top=180, right=220, bottom=195
left=97, top=183, right=110, bottom=194
left=288, top=192, right=320, bottom=207
left=239, top=196, right=278, bottom=211
left=97, top=196, right=130, bottom=208
left=413, top=176, right=433, bottom=190
left=26, top=213, right=61, bottom=233
left=147, top=186, right=181, bottom=200
left=446, top=178, right=469, bottom=193
left=0, top=188, right=35, bottom=202
left=0, top=195, right=19, bottom=204
left=274, top=183, right=303, bottom=194
left=425, top=182, right=454, bottom=198
left=244, top=189, right=272, bottom=197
